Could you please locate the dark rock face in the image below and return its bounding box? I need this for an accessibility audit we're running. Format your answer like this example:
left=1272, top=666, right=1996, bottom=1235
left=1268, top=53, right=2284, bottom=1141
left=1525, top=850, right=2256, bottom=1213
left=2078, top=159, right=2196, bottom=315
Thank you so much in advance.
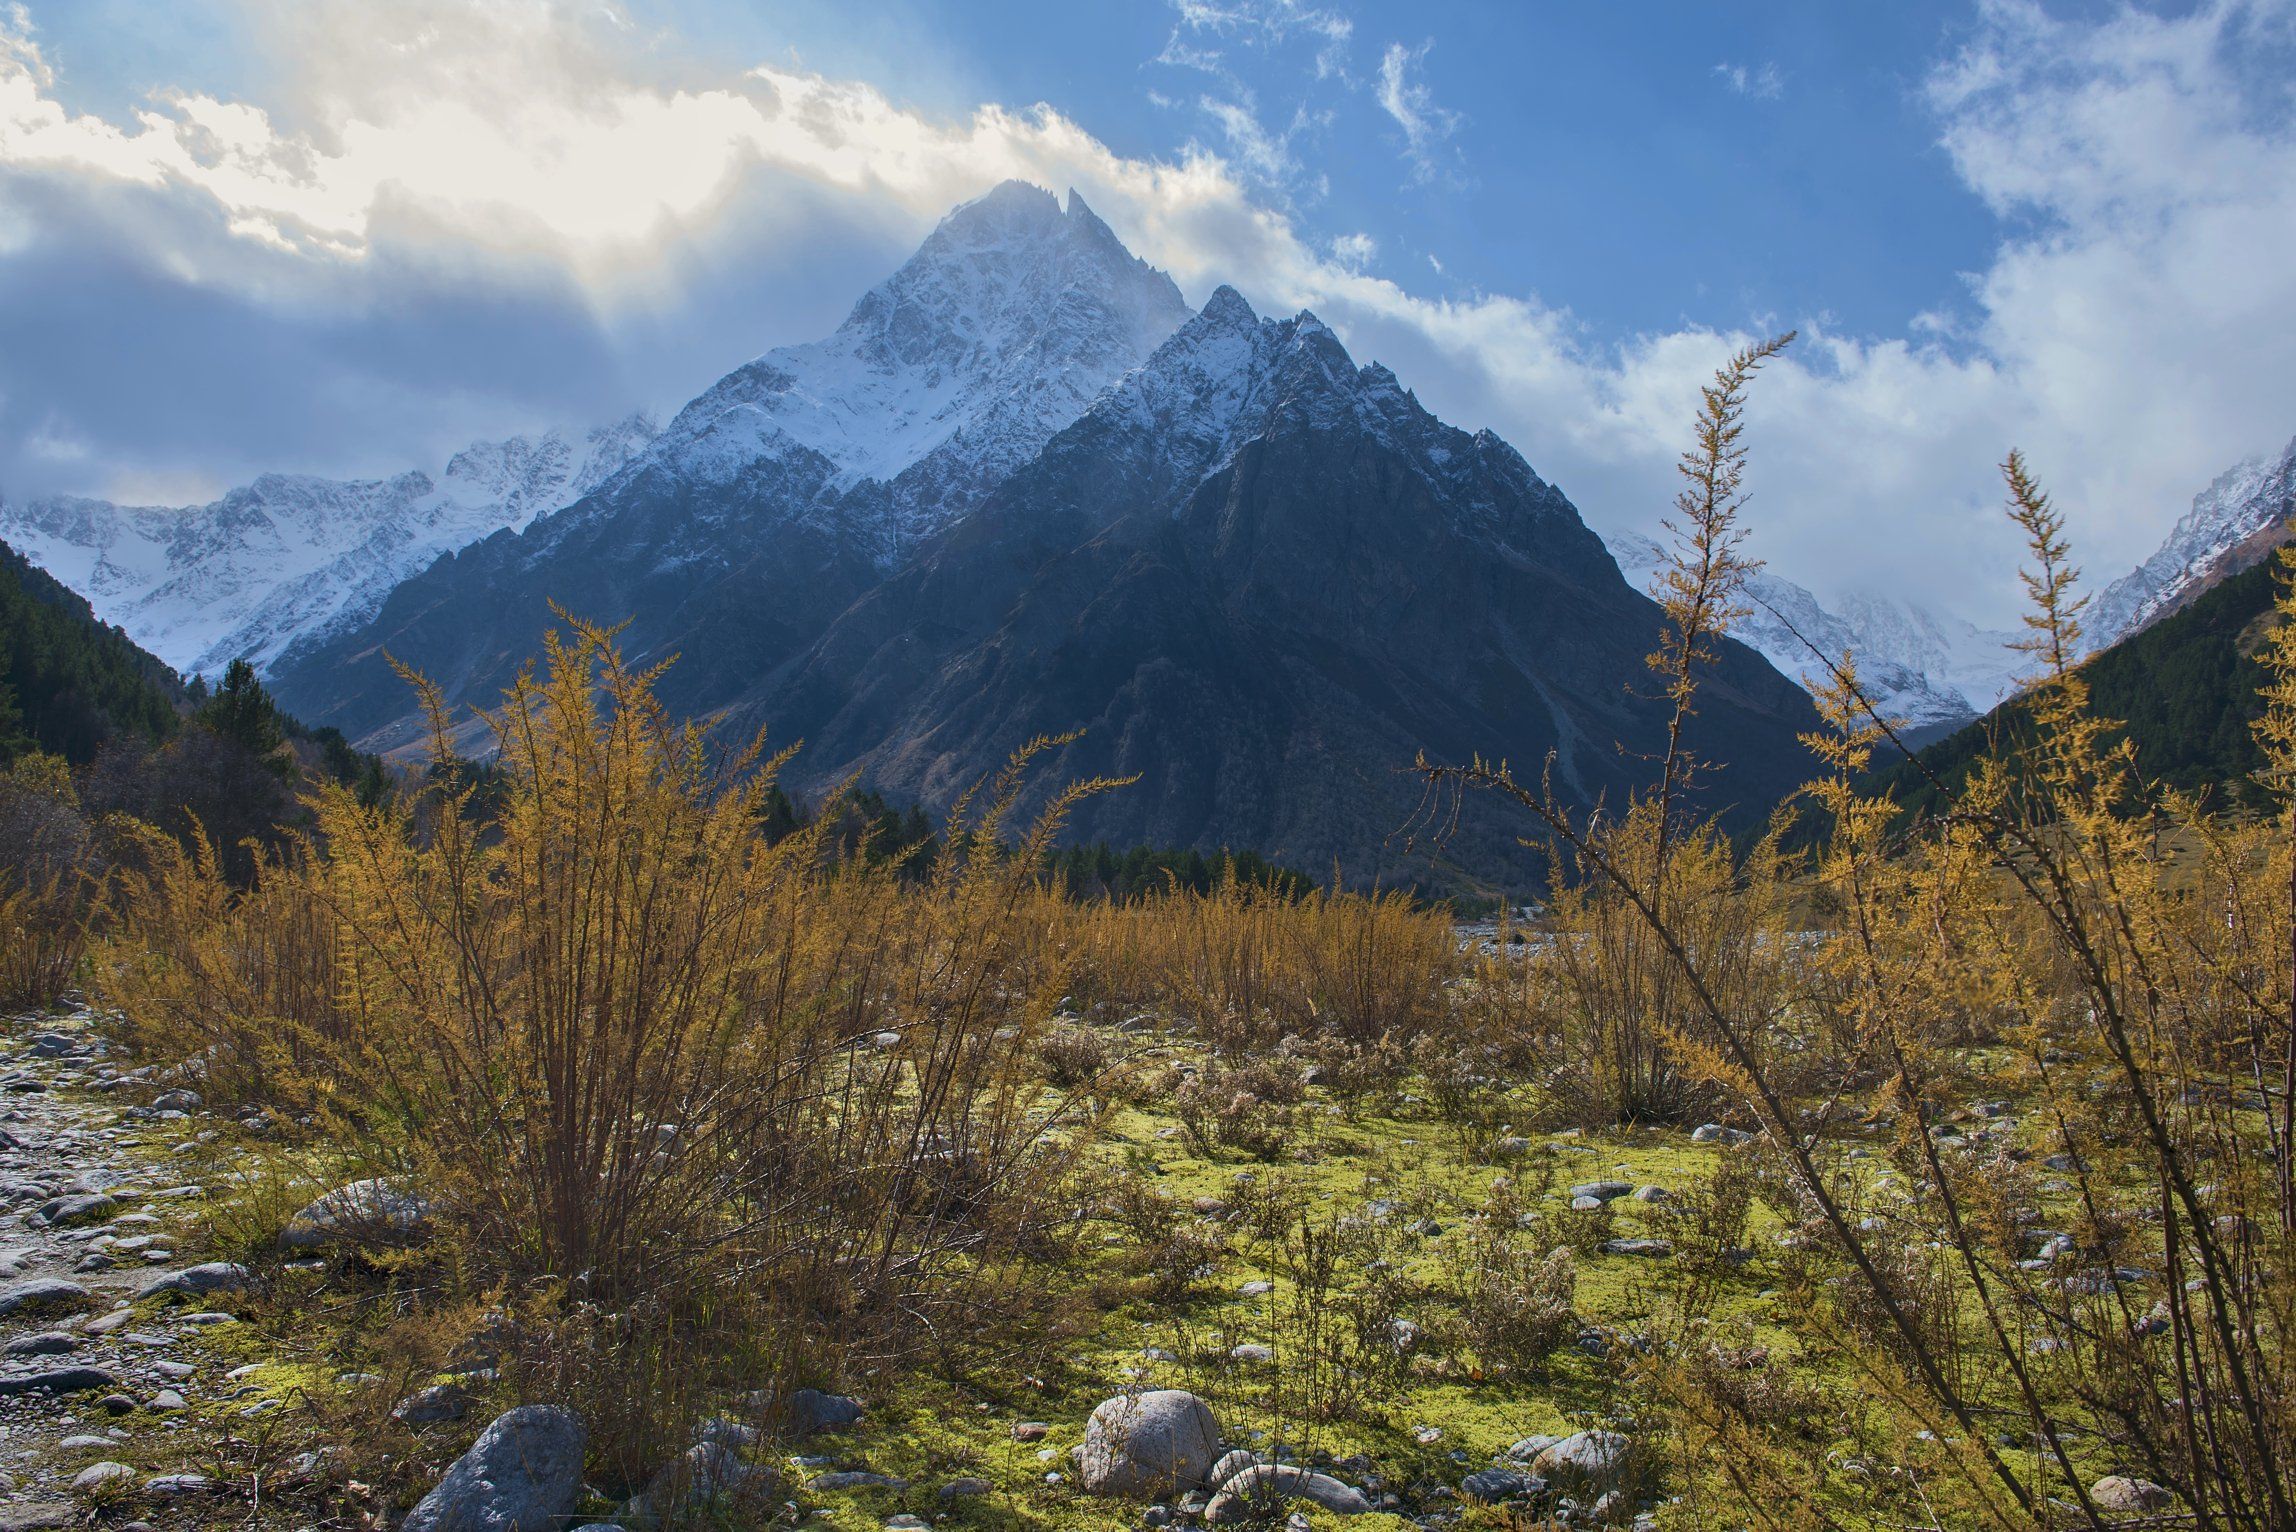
left=746, top=294, right=1818, bottom=883
left=267, top=443, right=873, bottom=752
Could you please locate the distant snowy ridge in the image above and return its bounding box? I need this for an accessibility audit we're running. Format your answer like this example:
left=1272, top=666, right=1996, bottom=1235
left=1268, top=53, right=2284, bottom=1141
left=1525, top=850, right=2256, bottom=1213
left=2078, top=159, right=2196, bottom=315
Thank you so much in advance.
left=0, top=413, right=657, bottom=679
left=1605, top=531, right=2023, bottom=730
left=2088, top=434, right=2296, bottom=651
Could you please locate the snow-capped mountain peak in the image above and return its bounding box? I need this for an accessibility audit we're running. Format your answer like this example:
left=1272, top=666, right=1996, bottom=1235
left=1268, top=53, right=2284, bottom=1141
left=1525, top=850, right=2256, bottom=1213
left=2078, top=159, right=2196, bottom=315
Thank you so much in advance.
left=436, top=414, right=656, bottom=524
left=637, top=181, right=1192, bottom=555
left=1089, top=287, right=1426, bottom=478
left=2088, top=434, right=2296, bottom=650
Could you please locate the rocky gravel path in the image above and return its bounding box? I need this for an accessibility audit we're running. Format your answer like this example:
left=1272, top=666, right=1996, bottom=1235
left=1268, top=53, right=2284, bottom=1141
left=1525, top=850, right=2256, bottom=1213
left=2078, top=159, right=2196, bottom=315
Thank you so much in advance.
left=0, top=1006, right=237, bottom=1531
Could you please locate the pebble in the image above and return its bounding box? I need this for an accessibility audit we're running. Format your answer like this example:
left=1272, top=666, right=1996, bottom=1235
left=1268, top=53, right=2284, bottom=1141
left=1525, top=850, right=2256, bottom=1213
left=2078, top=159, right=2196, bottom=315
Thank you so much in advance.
left=810, top=1471, right=908, bottom=1491
left=143, top=1474, right=215, bottom=1497
left=70, top=1461, right=135, bottom=1492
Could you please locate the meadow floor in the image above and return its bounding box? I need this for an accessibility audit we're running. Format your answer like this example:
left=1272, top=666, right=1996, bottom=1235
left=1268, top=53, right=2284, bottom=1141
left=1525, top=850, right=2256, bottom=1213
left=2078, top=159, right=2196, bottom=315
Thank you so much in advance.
left=0, top=1001, right=2050, bottom=1530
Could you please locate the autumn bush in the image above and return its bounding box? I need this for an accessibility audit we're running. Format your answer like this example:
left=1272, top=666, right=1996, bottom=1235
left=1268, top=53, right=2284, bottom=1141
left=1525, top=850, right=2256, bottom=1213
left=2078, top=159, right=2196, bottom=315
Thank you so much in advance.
left=101, top=622, right=1135, bottom=1478
left=0, top=751, right=99, bottom=1009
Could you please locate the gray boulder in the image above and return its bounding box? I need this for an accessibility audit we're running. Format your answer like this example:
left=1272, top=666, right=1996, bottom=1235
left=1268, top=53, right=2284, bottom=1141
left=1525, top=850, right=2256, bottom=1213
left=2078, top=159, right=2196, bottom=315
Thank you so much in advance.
left=1567, top=1182, right=1634, bottom=1203
left=1599, top=1239, right=1673, bottom=1259
left=787, top=1387, right=864, bottom=1436
left=2090, top=1476, right=2172, bottom=1514
left=0, top=1366, right=117, bottom=1397
left=137, top=1262, right=249, bottom=1299
left=143, top=1474, right=214, bottom=1497
left=35, top=1193, right=116, bottom=1227
left=393, top=1383, right=473, bottom=1426
left=1530, top=1430, right=1633, bottom=1492
left=634, top=1441, right=771, bottom=1519
left=1462, top=1467, right=1539, bottom=1503
left=0, top=1279, right=90, bottom=1317
left=1204, top=1464, right=1370, bottom=1521
left=691, top=1417, right=757, bottom=1450
left=1080, top=1389, right=1223, bottom=1498
left=401, top=1405, right=585, bottom=1531
left=1205, top=1449, right=1259, bottom=1492
left=70, top=1461, right=135, bottom=1493
left=282, top=1179, right=433, bottom=1250
left=1506, top=1434, right=1563, bottom=1464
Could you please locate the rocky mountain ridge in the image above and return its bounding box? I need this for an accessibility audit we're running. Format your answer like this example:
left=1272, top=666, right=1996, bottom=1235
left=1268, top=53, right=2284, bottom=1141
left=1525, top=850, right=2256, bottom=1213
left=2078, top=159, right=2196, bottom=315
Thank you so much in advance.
left=1604, top=531, right=2022, bottom=738
left=0, top=414, right=658, bottom=679
left=734, top=284, right=1820, bottom=880
left=2088, top=434, right=2296, bottom=649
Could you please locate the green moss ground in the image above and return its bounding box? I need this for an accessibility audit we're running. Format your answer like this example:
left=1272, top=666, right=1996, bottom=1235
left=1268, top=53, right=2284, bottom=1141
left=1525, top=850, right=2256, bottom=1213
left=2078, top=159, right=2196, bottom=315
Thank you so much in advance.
left=97, top=1029, right=2160, bottom=1530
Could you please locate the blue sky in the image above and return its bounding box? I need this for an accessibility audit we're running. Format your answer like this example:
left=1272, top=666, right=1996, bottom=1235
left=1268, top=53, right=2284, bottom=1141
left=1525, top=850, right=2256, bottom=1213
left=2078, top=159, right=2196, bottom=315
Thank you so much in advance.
left=20, top=1, right=2005, bottom=339
left=3, top=0, right=2293, bottom=626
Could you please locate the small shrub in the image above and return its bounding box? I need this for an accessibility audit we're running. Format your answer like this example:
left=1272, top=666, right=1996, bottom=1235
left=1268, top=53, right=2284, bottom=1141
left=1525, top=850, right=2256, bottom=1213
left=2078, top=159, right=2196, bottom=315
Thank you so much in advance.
left=0, top=752, right=98, bottom=1009
left=1447, top=1225, right=1577, bottom=1375
left=1174, top=1059, right=1304, bottom=1160
left=1036, top=1022, right=1113, bottom=1088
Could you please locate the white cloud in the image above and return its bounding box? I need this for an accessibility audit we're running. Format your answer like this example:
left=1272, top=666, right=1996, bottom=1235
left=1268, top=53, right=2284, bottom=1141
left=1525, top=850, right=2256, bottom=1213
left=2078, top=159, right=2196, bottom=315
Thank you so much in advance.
left=1153, top=0, right=1344, bottom=198
left=1164, top=1, right=1353, bottom=81
left=2, top=0, right=2292, bottom=633
left=0, top=3, right=1186, bottom=283
left=1715, top=61, right=1785, bottom=100
left=1375, top=40, right=1461, bottom=184
left=1328, top=230, right=1375, bottom=269
left=1197, top=95, right=1296, bottom=183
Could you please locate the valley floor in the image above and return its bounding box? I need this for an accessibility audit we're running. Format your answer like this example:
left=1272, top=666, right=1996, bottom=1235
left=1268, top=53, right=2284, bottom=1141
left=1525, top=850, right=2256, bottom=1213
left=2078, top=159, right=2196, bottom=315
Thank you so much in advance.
left=0, top=995, right=2179, bottom=1531
left=0, top=1003, right=1838, bottom=1531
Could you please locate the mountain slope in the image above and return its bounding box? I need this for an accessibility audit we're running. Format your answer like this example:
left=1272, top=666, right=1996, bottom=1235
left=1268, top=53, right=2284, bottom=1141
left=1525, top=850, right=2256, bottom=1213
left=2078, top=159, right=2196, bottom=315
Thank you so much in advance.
left=1601, top=435, right=2296, bottom=743
left=1873, top=553, right=2283, bottom=819
left=744, top=289, right=1822, bottom=883
left=1, top=537, right=182, bottom=765
left=0, top=414, right=658, bottom=679
left=1606, top=532, right=2019, bottom=737
left=2088, top=434, right=2296, bottom=649
left=268, top=182, right=1194, bottom=747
